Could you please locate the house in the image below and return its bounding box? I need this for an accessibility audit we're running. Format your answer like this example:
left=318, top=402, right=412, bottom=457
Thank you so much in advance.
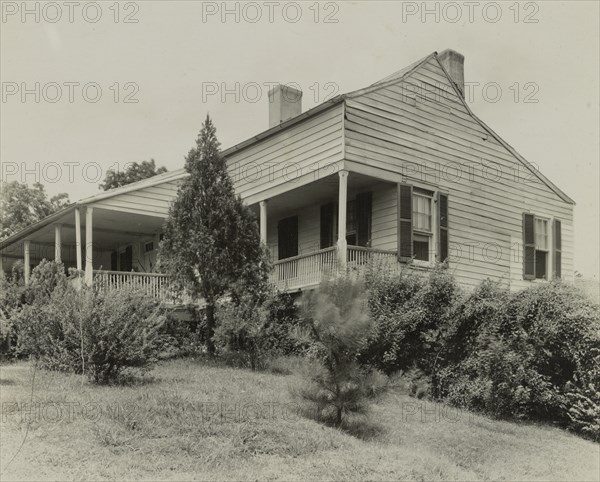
left=0, top=50, right=574, bottom=301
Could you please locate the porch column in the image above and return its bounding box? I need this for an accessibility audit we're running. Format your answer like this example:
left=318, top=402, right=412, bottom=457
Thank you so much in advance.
left=75, top=207, right=82, bottom=271
left=337, top=170, right=349, bottom=269
left=54, top=224, right=62, bottom=262
left=259, top=200, right=268, bottom=244
left=24, top=240, right=30, bottom=285
left=85, top=207, right=93, bottom=286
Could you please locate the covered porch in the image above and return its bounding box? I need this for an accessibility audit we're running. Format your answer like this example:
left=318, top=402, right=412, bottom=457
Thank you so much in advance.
left=249, top=168, right=405, bottom=291
left=0, top=204, right=187, bottom=303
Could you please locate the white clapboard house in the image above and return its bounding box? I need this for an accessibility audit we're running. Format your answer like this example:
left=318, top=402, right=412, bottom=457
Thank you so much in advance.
left=0, top=50, right=574, bottom=303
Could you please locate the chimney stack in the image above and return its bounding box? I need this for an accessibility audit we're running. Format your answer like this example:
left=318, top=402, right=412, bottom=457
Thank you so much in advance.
left=268, top=84, right=302, bottom=128
left=438, top=49, right=465, bottom=97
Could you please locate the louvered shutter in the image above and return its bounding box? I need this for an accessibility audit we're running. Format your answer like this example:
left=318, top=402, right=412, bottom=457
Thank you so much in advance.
left=523, top=213, right=536, bottom=280
left=397, top=184, right=413, bottom=262
left=320, top=203, right=335, bottom=249
left=438, top=192, right=449, bottom=263
left=553, top=219, right=562, bottom=279
left=356, top=192, right=373, bottom=247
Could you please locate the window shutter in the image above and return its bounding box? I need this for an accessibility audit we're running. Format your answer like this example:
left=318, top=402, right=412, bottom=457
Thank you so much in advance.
left=523, top=213, right=536, bottom=280
left=553, top=219, right=562, bottom=278
left=397, top=183, right=413, bottom=262
left=356, top=192, right=373, bottom=247
left=320, top=203, right=335, bottom=249
left=437, top=192, right=449, bottom=263
left=110, top=251, right=117, bottom=271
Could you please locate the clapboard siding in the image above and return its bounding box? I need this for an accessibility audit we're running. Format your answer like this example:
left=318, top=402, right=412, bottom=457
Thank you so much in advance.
left=344, top=56, right=574, bottom=289
left=91, top=179, right=183, bottom=217
left=226, top=104, right=344, bottom=198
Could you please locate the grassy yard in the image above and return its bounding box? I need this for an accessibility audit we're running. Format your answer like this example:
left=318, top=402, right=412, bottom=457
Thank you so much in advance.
left=0, top=358, right=598, bottom=481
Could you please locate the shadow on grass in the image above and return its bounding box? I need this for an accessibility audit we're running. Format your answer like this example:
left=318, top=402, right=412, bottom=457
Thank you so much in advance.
left=339, top=416, right=387, bottom=441
left=0, top=378, right=16, bottom=385
left=107, top=371, right=159, bottom=387
left=296, top=404, right=387, bottom=441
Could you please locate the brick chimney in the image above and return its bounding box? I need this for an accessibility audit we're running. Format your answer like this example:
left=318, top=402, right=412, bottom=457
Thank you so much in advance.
left=268, top=84, right=302, bottom=128
left=438, top=49, right=465, bottom=97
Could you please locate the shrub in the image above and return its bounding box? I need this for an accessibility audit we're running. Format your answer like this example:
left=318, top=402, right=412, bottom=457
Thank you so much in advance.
left=11, top=262, right=167, bottom=383
left=436, top=280, right=600, bottom=424
left=566, top=349, right=600, bottom=441
left=214, top=290, right=302, bottom=369
left=361, top=265, right=460, bottom=376
left=296, top=275, right=384, bottom=426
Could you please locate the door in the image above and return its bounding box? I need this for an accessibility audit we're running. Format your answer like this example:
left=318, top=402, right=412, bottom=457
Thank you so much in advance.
left=119, top=246, right=133, bottom=272
left=277, top=216, right=298, bottom=279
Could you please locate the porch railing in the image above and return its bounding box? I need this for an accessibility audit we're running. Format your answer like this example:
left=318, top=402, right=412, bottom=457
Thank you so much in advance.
left=269, top=246, right=338, bottom=291
left=92, top=246, right=402, bottom=299
left=93, top=270, right=191, bottom=304
left=347, top=246, right=400, bottom=274
left=269, top=245, right=400, bottom=291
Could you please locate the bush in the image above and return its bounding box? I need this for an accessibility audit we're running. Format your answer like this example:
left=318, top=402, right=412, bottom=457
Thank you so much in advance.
left=295, top=275, right=385, bottom=426
left=214, top=290, right=302, bottom=369
left=436, top=280, right=600, bottom=426
left=361, top=265, right=460, bottom=376
left=566, top=352, right=600, bottom=441
left=1, top=259, right=68, bottom=359
left=11, top=261, right=167, bottom=383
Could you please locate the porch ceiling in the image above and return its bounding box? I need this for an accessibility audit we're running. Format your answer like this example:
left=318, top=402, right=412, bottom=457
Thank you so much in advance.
left=1, top=207, right=166, bottom=258
left=250, top=171, right=393, bottom=218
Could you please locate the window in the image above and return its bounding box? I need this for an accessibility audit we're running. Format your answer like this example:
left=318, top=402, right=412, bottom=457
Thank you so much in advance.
left=412, top=191, right=433, bottom=261
left=535, top=217, right=549, bottom=279
left=145, top=241, right=154, bottom=253
left=523, top=213, right=561, bottom=281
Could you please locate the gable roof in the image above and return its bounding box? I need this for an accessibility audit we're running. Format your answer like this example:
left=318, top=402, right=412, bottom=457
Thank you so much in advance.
left=1, top=50, right=574, bottom=249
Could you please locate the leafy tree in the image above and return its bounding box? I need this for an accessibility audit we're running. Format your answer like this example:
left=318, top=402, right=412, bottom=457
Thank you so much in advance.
left=0, top=181, right=69, bottom=239
left=159, top=115, right=270, bottom=355
left=99, top=159, right=167, bottom=191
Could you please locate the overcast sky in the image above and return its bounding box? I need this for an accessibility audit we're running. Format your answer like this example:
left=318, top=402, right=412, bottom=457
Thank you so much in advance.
left=1, top=1, right=598, bottom=278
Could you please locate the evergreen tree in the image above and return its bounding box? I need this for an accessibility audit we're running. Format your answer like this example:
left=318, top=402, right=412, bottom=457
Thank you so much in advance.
left=160, top=115, right=270, bottom=354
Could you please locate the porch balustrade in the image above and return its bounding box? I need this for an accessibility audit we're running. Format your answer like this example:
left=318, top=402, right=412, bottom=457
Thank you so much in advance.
left=92, top=270, right=191, bottom=305
left=92, top=246, right=401, bottom=300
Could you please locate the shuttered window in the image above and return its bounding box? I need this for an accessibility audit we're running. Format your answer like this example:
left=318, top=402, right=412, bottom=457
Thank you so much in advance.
left=398, top=184, right=448, bottom=264
left=523, top=213, right=559, bottom=280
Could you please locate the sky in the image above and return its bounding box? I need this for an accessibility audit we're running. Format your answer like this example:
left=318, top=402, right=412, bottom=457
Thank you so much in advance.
left=1, top=0, right=599, bottom=278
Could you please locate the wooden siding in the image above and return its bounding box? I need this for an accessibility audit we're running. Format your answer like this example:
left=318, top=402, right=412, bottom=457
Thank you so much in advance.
left=344, top=56, right=574, bottom=289
left=90, top=178, right=182, bottom=217
left=226, top=104, right=344, bottom=199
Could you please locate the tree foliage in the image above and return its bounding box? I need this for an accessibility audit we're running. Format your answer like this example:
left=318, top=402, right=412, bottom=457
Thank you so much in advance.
left=99, top=159, right=167, bottom=191
left=159, top=115, right=270, bottom=354
left=297, top=275, right=385, bottom=426
left=0, top=181, right=69, bottom=239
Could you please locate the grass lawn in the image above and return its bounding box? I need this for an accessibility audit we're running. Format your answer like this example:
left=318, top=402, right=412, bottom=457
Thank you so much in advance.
left=1, top=358, right=598, bottom=481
